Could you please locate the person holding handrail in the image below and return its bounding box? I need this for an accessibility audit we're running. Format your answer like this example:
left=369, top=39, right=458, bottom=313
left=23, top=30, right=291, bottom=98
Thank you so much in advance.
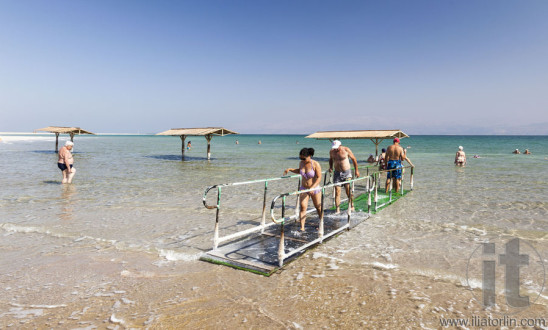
left=386, top=138, right=413, bottom=193
left=283, top=148, right=323, bottom=232
left=329, top=140, right=360, bottom=214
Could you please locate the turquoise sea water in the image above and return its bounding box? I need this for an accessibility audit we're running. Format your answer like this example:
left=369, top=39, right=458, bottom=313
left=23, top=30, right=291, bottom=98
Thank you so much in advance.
left=1, top=133, right=547, bottom=322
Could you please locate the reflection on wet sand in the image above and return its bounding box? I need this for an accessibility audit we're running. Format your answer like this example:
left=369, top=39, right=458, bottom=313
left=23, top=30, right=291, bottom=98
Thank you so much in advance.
left=59, top=185, right=76, bottom=221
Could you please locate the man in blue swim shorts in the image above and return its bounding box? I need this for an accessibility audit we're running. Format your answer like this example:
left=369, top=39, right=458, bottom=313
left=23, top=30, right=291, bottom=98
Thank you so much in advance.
left=385, top=138, right=413, bottom=193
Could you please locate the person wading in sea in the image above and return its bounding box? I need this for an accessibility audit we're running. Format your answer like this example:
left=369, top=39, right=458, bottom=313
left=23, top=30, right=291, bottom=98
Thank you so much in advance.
left=385, top=138, right=413, bottom=193
left=329, top=140, right=360, bottom=214
left=58, top=141, right=76, bottom=184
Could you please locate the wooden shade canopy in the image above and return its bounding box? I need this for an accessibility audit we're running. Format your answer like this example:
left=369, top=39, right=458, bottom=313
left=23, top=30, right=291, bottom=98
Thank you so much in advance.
left=156, top=127, right=239, bottom=160
left=306, top=129, right=409, bottom=156
left=34, top=126, right=95, bottom=152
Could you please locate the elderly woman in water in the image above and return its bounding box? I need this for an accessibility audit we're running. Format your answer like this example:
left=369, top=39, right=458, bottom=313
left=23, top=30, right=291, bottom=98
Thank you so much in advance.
left=283, top=148, right=322, bottom=232
left=454, top=146, right=466, bottom=167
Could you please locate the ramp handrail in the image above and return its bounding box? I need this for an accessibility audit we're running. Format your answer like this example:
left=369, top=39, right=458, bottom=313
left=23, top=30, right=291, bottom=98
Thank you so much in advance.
left=202, top=163, right=399, bottom=250
left=203, top=171, right=335, bottom=249
left=269, top=165, right=414, bottom=267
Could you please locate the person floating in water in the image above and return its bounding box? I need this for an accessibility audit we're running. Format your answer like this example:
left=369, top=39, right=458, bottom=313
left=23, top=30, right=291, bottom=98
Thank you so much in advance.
left=187, top=141, right=191, bottom=150
left=524, top=149, right=531, bottom=154
left=235, top=140, right=239, bottom=145
left=258, top=140, right=261, bottom=145
left=367, top=154, right=376, bottom=163
left=283, top=148, right=322, bottom=231
left=454, top=146, right=466, bottom=167
left=58, top=141, right=76, bottom=184
left=513, top=149, right=521, bottom=154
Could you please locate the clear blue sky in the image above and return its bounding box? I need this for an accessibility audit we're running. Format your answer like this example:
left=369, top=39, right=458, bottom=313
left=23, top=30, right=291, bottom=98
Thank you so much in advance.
left=1, top=0, right=547, bottom=134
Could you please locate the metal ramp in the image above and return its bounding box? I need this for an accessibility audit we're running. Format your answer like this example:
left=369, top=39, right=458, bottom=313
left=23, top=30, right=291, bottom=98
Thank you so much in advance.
left=201, top=213, right=353, bottom=275
left=200, top=166, right=414, bottom=276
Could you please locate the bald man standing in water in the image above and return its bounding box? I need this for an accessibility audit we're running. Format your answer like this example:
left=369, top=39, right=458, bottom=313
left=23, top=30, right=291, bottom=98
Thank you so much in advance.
left=385, top=138, right=413, bottom=193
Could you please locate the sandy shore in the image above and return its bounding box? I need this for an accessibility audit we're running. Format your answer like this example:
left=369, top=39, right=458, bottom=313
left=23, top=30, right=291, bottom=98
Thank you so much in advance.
left=1, top=232, right=546, bottom=329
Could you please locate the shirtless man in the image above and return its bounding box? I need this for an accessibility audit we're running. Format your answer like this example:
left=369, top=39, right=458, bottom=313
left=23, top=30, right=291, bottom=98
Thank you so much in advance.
left=58, top=141, right=76, bottom=184
left=329, top=140, right=360, bottom=213
left=385, top=138, right=413, bottom=193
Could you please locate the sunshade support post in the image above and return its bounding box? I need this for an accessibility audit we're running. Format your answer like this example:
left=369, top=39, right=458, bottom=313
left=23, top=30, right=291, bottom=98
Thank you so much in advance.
left=180, top=135, right=186, bottom=160
left=205, top=134, right=213, bottom=160
left=55, top=133, right=60, bottom=153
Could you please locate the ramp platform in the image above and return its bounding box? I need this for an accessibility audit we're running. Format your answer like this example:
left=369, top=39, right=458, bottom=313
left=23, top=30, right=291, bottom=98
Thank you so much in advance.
left=201, top=167, right=414, bottom=276
left=201, top=209, right=365, bottom=276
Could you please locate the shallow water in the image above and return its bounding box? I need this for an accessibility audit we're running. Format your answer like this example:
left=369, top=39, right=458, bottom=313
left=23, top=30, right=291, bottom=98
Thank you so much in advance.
left=1, top=133, right=547, bottom=327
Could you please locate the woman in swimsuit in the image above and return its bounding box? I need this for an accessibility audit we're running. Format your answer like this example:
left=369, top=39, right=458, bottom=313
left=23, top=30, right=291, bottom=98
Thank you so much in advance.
left=283, top=148, right=322, bottom=231
left=377, top=148, right=387, bottom=171
left=455, top=146, right=466, bottom=167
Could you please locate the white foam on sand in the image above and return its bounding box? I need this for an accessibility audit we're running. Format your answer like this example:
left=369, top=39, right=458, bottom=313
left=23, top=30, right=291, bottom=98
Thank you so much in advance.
left=10, top=303, right=67, bottom=309
left=411, top=268, right=483, bottom=290
left=1, top=307, right=44, bottom=319
left=158, top=249, right=201, bottom=261
left=1, top=223, right=199, bottom=263
left=368, top=261, right=399, bottom=270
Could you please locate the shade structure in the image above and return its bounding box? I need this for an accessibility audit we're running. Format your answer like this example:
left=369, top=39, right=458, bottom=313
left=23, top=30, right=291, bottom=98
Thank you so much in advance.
left=156, top=127, right=239, bottom=160
left=34, top=126, right=95, bottom=152
left=306, top=129, right=409, bottom=156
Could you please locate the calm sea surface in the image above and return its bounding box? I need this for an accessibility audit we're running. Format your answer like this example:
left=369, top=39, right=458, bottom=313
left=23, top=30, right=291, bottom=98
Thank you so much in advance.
left=1, top=133, right=547, bottom=326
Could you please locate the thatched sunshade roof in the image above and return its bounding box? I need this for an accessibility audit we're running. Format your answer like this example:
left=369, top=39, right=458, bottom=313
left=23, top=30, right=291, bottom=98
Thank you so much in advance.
left=35, top=126, right=95, bottom=135
left=156, top=127, right=238, bottom=137
left=35, top=126, right=95, bottom=152
left=156, top=127, right=239, bottom=160
left=306, top=129, right=409, bottom=156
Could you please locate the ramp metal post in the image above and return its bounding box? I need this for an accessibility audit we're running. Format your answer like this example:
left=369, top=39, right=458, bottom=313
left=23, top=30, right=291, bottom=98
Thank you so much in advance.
left=400, top=170, right=404, bottom=196
left=319, top=187, right=325, bottom=241
left=374, top=173, right=378, bottom=212
left=261, top=181, right=268, bottom=233
left=347, top=181, right=353, bottom=229
left=389, top=173, right=393, bottom=203
left=295, top=176, right=301, bottom=219
left=213, top=186, right=222, bottom=249
left=278, top=196, right=287, bottom=267
left=367, top=176, right=372, bottom=214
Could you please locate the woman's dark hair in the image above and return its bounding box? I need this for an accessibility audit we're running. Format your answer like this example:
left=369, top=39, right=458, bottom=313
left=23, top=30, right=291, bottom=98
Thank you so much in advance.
left=299, top=148, right=315, bottom=158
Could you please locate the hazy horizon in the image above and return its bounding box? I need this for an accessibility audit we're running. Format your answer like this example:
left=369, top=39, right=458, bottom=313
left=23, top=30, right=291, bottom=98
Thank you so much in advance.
left=1, top=1, right=547, bottom=135
left=2, top=131, right=548, bottom=137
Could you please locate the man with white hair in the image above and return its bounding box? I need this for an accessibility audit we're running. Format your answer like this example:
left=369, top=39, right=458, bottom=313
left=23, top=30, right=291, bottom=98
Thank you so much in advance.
left=329, top=140, right=360, bottom=213
left=58, top=141, right=76, bottom=183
